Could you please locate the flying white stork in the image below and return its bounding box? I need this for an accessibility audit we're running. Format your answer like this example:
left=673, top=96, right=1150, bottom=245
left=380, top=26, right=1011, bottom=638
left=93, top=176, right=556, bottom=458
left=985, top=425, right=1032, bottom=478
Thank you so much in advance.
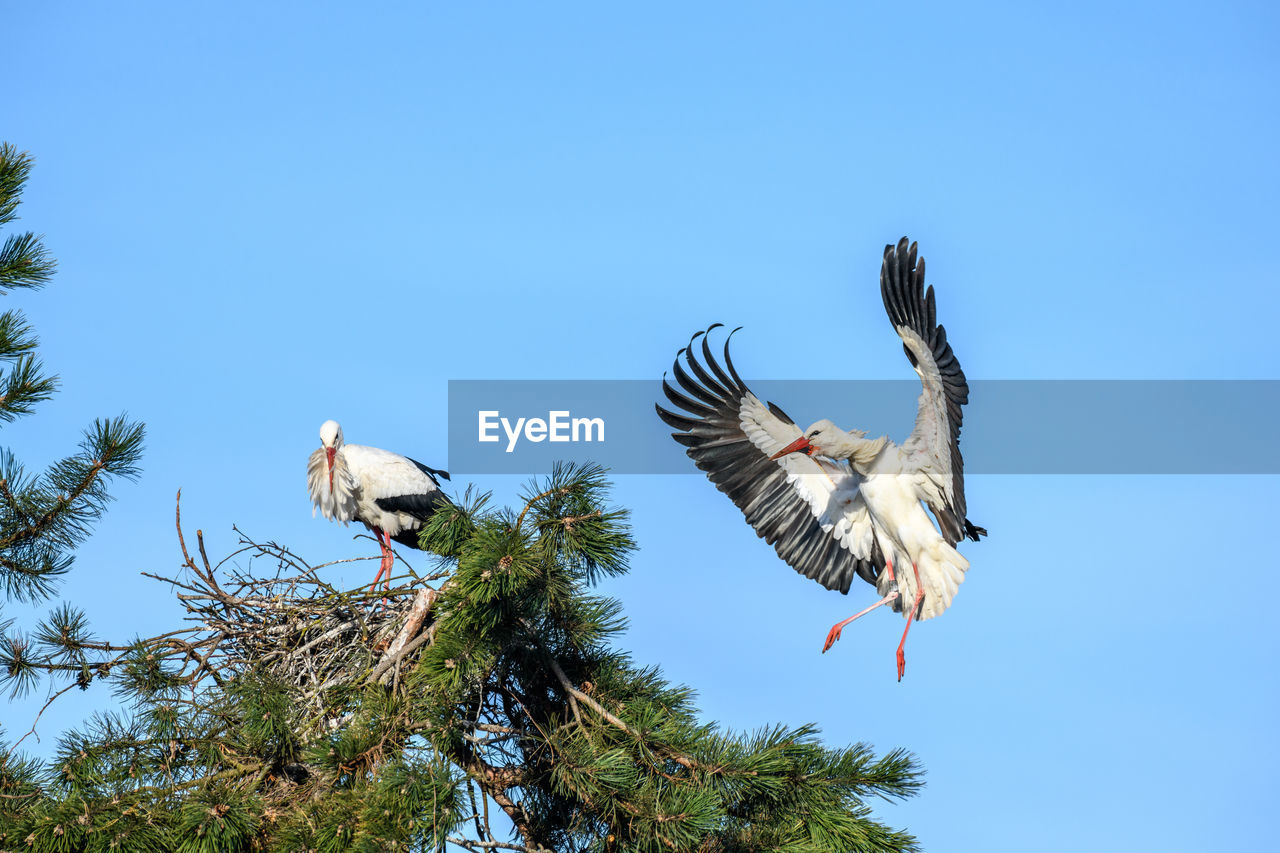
left=307, top=420, right=452, bottom=594
left=656, top=237, right=985, bottom=680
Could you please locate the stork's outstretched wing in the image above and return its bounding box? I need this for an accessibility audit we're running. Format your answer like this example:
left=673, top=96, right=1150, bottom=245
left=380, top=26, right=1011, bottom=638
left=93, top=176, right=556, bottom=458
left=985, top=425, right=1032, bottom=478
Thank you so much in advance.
left=880, top=237, right=986, bottom=545
left=656, top=326, right=884, bottom=594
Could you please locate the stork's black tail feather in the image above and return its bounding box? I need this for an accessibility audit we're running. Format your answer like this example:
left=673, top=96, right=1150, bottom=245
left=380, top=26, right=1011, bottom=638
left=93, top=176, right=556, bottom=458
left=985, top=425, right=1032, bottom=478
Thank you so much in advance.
left=379, top=492, right=454, bottom=550
left=964, top=519, right=987, bottom=541
left=391, top=527, right=427, bottom=549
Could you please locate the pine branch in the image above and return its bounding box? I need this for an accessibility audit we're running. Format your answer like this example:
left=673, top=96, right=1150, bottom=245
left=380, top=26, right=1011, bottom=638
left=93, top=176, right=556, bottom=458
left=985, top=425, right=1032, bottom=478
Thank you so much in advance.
left=447, top=836, right=545, bottom=852
left=0, top=143, right=37, bottom=225
left=0, top=144, right=146, bottom=606
left=0, top=233, right=55, bottom=291
left=0, top=416, right=144, bottom=601
left=0, top=144, right=55, bottom=291
left=0, top=310, right=42, bottom=359
left=0, top=352, right=57, bottom=423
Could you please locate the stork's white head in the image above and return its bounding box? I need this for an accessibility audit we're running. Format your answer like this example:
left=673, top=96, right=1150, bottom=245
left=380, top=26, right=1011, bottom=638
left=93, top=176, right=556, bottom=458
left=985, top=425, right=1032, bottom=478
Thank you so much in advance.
left=319, top=420, right=345, bottom=489
left=770, top=419, right=886, bottom=471
left=319, top=419, right=344, bottom=449
left=770, top=419, right=855, bottom=458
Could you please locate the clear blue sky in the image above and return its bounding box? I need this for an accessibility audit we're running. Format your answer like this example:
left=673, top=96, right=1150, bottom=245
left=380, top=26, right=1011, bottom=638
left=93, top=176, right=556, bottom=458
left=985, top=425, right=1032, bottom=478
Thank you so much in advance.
left=6, top=3, right=1279, bottom=850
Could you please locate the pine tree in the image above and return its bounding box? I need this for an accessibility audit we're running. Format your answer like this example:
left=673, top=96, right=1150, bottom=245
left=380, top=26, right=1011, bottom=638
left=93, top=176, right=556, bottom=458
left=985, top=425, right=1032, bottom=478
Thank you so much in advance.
left=0, top=142, right=147, bottom=845
left=1, top=464, right=924, bottom=852
left=0, top=142, right=145, bottom=603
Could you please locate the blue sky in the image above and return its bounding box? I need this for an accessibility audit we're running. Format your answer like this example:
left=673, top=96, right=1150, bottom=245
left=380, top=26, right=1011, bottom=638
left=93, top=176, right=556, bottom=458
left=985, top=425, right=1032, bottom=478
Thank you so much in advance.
left=6, top=2, right=1279, bottom=850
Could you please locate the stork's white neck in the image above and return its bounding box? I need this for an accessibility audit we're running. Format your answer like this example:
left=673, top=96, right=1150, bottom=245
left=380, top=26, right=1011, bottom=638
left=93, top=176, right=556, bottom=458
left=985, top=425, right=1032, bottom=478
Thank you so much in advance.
left=817, top=429, right=890, bottom=475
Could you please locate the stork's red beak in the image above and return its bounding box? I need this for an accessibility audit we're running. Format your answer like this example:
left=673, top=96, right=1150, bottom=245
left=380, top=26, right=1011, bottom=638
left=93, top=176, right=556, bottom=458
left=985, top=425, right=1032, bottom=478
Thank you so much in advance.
left=770, top=436, right=814, bottom=460
left=326, top=446, right=336, bottom=488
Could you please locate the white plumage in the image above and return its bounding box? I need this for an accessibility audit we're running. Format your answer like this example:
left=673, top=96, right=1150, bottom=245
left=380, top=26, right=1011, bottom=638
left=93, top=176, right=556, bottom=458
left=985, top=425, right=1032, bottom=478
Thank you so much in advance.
left=657, top=237, right=986, bottom=680
left=756, top=417, right=969, bottom=624
left=307, top=420, right=451, bottom=591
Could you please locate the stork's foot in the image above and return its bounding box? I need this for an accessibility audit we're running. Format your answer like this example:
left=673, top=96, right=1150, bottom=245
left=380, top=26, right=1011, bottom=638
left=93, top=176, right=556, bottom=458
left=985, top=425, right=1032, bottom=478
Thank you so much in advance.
left=893, top=563, right=925, bottom=682
left=822, top=590, right=900, bottom=654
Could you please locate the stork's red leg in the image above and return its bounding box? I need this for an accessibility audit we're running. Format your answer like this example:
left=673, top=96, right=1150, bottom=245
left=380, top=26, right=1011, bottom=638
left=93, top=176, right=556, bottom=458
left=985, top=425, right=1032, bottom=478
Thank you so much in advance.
left=823, top=559, right=898, bottom=653
left=823, top=590, right=900, bottom=653
left=369, top=562, right=388, bottom=591
left=895, top=563, right=926, bottom=681
left=381, top=529, right=394, bottom=596
left=382, top=529, right=394, bottom=592
left=369, top=528, right=394, bottom=597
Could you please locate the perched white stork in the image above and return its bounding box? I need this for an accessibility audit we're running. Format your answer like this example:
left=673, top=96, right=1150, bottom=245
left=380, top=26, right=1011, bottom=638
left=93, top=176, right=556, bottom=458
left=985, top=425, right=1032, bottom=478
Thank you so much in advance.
left=307, top=420, right=452, bottom=593
left=656, top=237, right=986, bottom=680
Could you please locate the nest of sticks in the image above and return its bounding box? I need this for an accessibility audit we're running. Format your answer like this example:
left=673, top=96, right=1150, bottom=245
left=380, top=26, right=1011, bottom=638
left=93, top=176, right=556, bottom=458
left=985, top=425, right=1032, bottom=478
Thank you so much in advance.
left=147, top=494, right=446, bottom=737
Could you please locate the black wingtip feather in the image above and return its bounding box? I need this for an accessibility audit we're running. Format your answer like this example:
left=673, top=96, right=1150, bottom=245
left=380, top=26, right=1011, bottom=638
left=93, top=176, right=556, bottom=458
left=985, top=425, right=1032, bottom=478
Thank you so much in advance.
left=682, top=328, right=731, bottom=400
left=655, top=403, right=702, bottom=432
left=671, top=356, right=723, bottom=408
left=407, top=457, right=451, bottom=483
left=766, top=401, right=795, bottom=425
left=702, top=327, right=737, bottom=393
left=376, top=491, right=450, bottom=525
left=722, top=327, right=748, bottom=394
left=670, top=432, right=702, bottom=448
left=662, top=374, right=717, bottom=417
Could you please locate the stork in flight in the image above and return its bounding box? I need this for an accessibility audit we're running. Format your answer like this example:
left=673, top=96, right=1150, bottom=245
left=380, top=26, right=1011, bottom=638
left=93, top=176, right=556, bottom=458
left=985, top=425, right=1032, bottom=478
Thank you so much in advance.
left=307, top=420, right=452, bottom=595
left=656, top=237, right=985, bottom=679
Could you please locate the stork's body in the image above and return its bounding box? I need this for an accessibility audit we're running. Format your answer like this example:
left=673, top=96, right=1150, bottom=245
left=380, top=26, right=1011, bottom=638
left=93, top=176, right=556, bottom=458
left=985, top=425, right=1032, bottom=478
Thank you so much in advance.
left=657, top=237, right=986, bottom=679
left=857, top=444, right=970, bottom=622
left=773, top=425, right=972, bottom=675
left=307, top=420, right=451, bottom=593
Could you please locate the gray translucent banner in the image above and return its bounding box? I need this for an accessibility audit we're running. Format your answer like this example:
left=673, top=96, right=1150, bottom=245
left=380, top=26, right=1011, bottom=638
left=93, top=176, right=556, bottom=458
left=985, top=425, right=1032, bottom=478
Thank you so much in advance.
left=447, top=380, right=1280, bottom=474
